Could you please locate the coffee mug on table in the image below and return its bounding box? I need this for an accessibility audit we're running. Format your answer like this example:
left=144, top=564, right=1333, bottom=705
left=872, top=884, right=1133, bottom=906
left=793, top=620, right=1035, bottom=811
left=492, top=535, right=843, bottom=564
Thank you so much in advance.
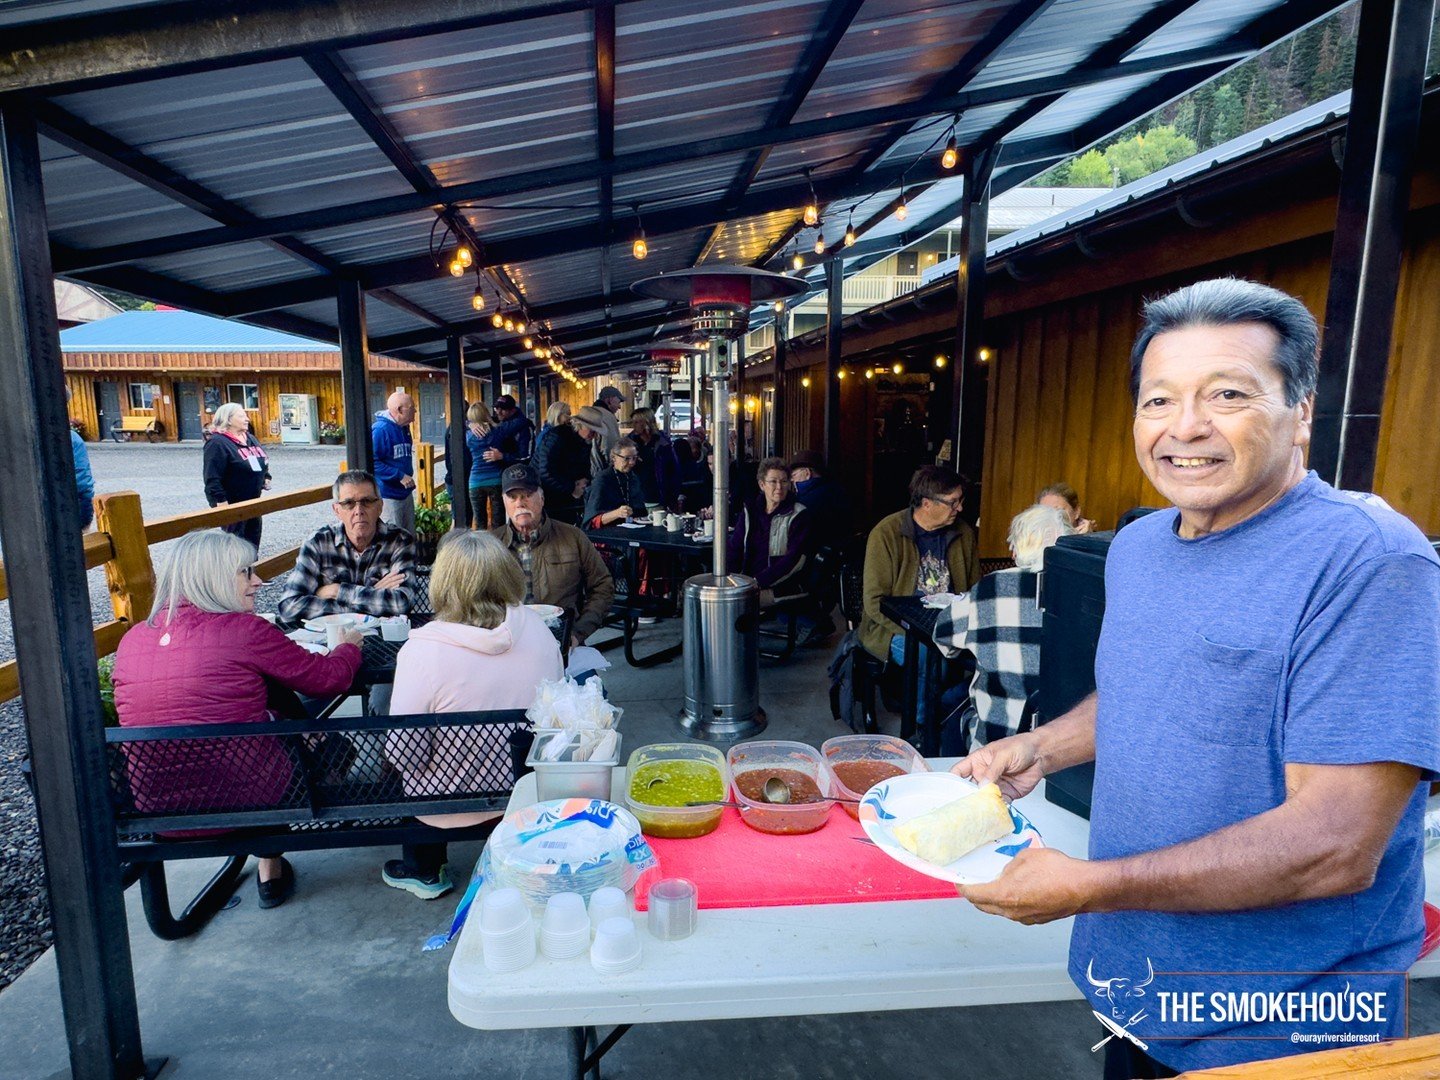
left=666, top=512, right=681, bottom=531
left=325, top=623, right=346, bottom=651
left=701, top=518, right=715, bottom=539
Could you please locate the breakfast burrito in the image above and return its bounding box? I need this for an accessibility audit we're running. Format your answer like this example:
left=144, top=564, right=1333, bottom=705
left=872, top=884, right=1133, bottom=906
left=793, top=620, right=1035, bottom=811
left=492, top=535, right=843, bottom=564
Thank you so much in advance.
left=893, top=783, right=1013, bottom=866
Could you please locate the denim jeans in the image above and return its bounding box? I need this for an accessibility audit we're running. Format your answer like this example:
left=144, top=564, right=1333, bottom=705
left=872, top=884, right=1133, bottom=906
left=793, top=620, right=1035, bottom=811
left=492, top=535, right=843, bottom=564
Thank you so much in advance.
left=890, top=633, right=933, bottom=744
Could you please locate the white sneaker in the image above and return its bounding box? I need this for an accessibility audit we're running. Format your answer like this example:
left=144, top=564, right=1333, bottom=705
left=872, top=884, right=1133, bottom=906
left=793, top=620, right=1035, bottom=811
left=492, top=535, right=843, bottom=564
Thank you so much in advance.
left=636, top=616, right=660, bottom=625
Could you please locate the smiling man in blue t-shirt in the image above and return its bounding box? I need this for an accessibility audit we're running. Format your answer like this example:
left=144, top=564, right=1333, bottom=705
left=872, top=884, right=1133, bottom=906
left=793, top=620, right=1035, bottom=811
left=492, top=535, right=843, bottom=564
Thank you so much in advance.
left=955, top=278, right=1440, bottom=1078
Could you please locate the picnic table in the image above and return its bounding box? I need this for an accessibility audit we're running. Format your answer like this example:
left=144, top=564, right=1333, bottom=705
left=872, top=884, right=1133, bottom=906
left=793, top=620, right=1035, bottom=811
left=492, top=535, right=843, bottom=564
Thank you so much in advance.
left=449, top=767, right=1440, bottom=1080
left=879, top=595, right=949, bottom=756
left=585, top=520, right=714, bottom=667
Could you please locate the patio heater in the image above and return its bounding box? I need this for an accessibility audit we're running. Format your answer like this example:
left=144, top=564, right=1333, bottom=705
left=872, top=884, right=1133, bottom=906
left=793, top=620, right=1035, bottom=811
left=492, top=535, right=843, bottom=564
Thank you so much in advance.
left=636, top=339, right=700, bottom=434
left=633, top=267, right=806, bottom=740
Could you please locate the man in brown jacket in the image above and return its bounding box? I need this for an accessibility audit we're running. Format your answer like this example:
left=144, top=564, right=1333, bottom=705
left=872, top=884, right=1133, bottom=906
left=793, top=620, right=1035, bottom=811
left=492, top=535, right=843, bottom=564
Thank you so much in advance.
left=860, top=464, right=979, bottom=663
left=492, top=464, right=615, bottom=649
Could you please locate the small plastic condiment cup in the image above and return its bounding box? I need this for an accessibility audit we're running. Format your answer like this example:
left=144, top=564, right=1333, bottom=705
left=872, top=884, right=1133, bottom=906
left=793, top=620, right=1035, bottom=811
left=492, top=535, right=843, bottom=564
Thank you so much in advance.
left=380, top=616, right=410, bottom=642
left=646, top=878, right=698, bottom=941
left=591, top=916, right=642, bottom=974
left=479, top=887, right=531, bottom=933
left=540, top=893, right=592, bottom=960
left=588, top=886, right=629, bottom=931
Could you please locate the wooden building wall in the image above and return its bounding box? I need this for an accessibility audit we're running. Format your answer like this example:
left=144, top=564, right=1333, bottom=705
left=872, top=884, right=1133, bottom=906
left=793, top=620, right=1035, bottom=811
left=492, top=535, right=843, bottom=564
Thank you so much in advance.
left=63, top=350, right=483, bottom=444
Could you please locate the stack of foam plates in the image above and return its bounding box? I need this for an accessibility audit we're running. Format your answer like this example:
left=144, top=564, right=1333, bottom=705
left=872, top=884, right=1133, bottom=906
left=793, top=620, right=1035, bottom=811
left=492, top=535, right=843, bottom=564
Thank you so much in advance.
left=488, top=799, right=652, bottom=909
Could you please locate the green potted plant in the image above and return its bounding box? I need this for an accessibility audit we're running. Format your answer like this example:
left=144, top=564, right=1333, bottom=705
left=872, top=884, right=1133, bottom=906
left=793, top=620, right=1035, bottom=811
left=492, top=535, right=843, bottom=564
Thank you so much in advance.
left=413, top=503, right=450, bottom=566
left=318, top=421, right=344, bottom=445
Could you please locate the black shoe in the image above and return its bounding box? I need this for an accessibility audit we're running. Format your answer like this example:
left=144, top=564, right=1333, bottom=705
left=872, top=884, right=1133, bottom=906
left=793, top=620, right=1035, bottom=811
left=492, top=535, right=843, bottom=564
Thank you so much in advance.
left=381, top=860, right=454, bottom=900
left=257, top=857, right=295, bottom=910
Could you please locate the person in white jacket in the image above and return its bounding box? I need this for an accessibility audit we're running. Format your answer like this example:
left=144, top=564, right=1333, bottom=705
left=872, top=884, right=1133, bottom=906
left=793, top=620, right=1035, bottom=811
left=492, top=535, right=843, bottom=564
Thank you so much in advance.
left=383, top=530, right=562, bottom=899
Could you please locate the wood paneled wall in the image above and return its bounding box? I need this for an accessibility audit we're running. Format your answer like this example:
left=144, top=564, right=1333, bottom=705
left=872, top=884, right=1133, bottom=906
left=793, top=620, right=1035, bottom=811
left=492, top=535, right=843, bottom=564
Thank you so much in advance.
left=64, top=363, right=483, bottom=444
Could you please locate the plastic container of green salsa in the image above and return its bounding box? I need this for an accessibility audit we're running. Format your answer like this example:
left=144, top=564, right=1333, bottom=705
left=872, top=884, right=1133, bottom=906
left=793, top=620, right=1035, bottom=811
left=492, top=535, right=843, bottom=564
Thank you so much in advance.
left=624, top=743, right=729, bottom=839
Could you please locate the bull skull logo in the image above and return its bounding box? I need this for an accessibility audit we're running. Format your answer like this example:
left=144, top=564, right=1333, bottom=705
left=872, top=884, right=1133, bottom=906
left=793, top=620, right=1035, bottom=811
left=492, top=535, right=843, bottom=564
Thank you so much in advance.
left=1086, top=957, right=1155, bottom=1023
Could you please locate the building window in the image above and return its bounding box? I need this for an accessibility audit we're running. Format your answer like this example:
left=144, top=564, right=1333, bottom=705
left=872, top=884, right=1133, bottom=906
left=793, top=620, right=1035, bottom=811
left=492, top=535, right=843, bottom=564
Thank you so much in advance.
left=227, top=383, right=260, bottom=410
left=128, top=382, right=155, bottom=409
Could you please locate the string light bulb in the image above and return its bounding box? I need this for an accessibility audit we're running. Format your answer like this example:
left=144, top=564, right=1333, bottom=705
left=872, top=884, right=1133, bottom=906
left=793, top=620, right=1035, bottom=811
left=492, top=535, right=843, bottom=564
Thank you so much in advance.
left=941, top=133, right=958, bottom=171
left=844, top=213, right=856, bottom=247
left=471, top=285, right=486, bottom=312
left=978, top=347, right=992, bottom=362
left=892, top=361, right=903, bottom=375
left=864, top=367, right=874, bottom=380
left=448, top=257, right=465, bottom=278
left=534, top=347, right=545, bottom=359
left=456, top=245, right=474, bottom=268
left=773, top=300, right=784, bottom=313
left=934, top=354, right=947, bottom=369
left=814, top=233, right=825, bottom=255
left=801, top=375, right=811, bottom=388
left=895, top=193, right=908, bottom=222
left=631, top=203, right=648, bottom=260
left=837, top=368, right=847, bottom=381
left=728, top=399, right=739, bottom=414
left=503, top=317, right=515, bottom=332
left=516, top=321, right=527, bottom=335
left=491, top=312, right=504, bottom=328
left=523, top=336, right=533, bottom=350
left=791, top=248, right=804, bottom=271
left=802, top=168, right=819, bottom=226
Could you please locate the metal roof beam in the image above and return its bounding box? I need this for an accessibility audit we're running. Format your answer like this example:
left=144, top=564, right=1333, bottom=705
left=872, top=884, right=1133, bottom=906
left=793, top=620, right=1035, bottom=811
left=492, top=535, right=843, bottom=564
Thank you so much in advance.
left=34, top=99, right=343, bottom=276
left=218, top=165, right=924, bottom=316
left=1, top=0, right=653, bottom=96
left=595, top=1, right=617, bottom=312
left=700, top=0, right=869, bottom=262
left=49, top=42, right=1248, bottom=275
left=371, top=293, right=671, bottom=352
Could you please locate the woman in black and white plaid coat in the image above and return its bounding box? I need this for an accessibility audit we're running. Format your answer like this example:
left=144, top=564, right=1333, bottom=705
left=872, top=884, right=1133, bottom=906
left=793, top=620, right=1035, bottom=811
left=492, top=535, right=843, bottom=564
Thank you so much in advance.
left=934, top=504, right=1074, bottom=753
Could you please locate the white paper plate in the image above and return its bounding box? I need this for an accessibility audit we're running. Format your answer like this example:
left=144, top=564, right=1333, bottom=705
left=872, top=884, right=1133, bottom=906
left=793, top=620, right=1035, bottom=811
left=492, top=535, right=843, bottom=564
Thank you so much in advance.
left=857, top=772, right=1043, bottom=885
left=525, top=603, right=564, bottom=620
left=921, top=592, right=956, bottom=609
left=303, top=613, right=379, bottom=634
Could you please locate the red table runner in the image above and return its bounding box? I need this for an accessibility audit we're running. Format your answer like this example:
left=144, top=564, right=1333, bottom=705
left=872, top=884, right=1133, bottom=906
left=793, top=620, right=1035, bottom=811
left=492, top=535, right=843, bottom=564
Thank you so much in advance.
left=633, top=804, right=958, bottom=911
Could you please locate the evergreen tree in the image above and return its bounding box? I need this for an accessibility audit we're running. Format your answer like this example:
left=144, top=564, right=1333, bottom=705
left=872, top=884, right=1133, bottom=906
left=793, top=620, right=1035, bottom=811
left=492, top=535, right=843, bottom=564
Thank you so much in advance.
left=1210, top=84, right=1245, bottom=144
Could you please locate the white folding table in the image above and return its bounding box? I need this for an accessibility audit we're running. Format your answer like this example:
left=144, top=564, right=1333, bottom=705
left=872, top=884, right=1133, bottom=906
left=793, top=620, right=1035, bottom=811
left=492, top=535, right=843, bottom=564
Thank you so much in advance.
left=448, top=769, right=1440, bottom=1079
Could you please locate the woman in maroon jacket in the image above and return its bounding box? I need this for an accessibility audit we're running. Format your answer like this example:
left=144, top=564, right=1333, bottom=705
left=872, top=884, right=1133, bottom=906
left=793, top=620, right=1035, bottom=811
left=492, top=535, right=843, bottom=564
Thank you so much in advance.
left=113, top=530, right=363, bottom=909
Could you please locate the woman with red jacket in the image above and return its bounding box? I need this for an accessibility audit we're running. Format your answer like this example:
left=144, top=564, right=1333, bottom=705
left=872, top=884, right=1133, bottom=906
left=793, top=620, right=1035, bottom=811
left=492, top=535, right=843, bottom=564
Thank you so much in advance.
left=113, top=529, right=364, bottom=909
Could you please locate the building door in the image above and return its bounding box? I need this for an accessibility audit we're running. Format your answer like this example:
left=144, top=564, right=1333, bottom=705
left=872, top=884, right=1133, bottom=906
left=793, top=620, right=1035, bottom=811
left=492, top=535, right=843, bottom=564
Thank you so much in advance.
left=94, top=381, right=122, bottom=438
left=418, top=383, right=446, bottom=443
left=368, top=381, right=388, bottom=418
left=174, top=381, right=204, bottom=441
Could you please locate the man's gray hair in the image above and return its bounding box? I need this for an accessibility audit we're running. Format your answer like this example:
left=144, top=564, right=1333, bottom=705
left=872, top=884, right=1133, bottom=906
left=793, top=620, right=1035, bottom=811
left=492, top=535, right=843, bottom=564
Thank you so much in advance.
left=1129, top=278, right=1319, bottom=406
left=1008, top=504, right=1074, bottom=572
left=149, top=529, right=256, bottom=626
left=333, top=469, right=379, bottom=500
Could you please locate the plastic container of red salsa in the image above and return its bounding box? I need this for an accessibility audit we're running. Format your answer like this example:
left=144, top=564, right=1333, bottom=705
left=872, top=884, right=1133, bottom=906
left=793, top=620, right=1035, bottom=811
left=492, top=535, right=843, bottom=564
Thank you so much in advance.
left=726, top=740, right=836, bottom=835
left=821, top=734, right=928, bottom=819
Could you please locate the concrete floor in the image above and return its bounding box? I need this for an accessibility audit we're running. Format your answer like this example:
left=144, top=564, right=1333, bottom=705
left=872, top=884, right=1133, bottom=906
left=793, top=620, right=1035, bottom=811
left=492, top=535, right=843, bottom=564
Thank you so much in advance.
left=3, top=628, right=1439, bottom=1079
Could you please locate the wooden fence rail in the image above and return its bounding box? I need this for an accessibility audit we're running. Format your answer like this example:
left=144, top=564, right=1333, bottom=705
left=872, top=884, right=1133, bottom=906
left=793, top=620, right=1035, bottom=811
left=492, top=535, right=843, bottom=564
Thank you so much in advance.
left=0, top=444, right=444, bottom=707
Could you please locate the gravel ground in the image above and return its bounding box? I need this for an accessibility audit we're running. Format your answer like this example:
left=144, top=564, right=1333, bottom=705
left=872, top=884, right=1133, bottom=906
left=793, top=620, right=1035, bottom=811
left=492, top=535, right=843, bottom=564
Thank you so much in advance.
left=0, top=443, right=359, bottom=991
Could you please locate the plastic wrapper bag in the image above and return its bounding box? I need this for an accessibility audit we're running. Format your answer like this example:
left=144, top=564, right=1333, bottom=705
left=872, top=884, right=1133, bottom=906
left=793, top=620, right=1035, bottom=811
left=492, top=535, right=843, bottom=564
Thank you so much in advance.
left=425, top=798, right=658, bottom=951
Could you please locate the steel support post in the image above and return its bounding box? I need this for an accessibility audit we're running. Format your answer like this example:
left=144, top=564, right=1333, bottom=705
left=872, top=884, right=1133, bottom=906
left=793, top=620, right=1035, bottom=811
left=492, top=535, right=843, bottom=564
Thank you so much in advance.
left=711, top=337, right=731, bottom=575
left=490, top=353, right=503, bottom=408
left=823, top=259, right=843, bottom=466
left=734, top=337, right=747, bottom=461
left=0, top=105, right=153, bottom=1080
left=689, top=357, right=698, bottom=435
left=337, top=279, right=373, bottom=474
left=951, top=149, right=995, bottom=482
left=1310, top=0, right=1436, bottom=489
left=446, top=337, right=470, bottom=530
left=772, top=330, right=788, bottom=458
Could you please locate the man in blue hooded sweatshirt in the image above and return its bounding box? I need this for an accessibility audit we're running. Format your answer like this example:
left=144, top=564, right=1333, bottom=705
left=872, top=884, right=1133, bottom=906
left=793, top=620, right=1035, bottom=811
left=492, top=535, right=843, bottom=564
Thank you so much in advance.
left=371, top=391, right=416, bottom=532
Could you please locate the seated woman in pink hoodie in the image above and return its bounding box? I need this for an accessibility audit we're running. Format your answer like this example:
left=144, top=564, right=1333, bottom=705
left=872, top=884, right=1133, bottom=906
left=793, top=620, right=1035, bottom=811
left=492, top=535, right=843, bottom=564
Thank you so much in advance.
left=383, top=529, right=563, bottom=899
left=113, top=529, right=363, bottom=910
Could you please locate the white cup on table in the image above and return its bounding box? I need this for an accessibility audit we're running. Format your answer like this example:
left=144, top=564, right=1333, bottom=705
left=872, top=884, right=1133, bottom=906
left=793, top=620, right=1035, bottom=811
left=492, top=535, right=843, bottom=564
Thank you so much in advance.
left=380, top=617, right=410, bottom=642
left=325, top=622, right=346, bottom=651
left=665, top=512, right=681, bottom=532
left=701, top=518, right=715, bottom=539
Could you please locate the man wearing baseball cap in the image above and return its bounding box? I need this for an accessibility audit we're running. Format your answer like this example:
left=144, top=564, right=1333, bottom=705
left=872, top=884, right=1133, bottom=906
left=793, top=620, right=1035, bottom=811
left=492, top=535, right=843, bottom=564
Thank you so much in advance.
left=589, top=386, right=624, bottom=459
left=492, top=463, right=614, bottom=649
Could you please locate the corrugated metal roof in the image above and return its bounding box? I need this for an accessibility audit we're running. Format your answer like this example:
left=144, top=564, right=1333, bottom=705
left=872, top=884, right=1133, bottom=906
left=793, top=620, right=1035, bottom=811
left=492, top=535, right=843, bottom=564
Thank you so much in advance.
left=59, top=309, right=333, bottom=351
left=19, top=0, right=1348, bottom=373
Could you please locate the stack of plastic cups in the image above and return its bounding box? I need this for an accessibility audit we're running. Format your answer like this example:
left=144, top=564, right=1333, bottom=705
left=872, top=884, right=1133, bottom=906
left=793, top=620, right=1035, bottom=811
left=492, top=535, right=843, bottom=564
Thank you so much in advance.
left=479, top=887, right=536, bottom=974
left=588, top=886, right=629, bottom=931
left=540, top=893, right=591, bottom=960
left=591, top=916, right=643, bottom=975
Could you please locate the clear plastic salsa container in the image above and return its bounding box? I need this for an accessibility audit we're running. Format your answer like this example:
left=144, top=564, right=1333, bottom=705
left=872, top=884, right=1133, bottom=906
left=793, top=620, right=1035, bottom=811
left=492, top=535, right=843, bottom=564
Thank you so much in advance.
left=726, top=739, right=836, bottom=835
left=821, top=734, right=928, bottom=819
left=623, top=742, right=729, bottom=839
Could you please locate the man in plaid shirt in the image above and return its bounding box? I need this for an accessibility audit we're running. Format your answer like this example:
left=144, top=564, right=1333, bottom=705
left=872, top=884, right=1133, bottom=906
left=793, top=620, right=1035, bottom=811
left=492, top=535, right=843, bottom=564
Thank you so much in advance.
left=278, top=470, right=416, bottom=626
